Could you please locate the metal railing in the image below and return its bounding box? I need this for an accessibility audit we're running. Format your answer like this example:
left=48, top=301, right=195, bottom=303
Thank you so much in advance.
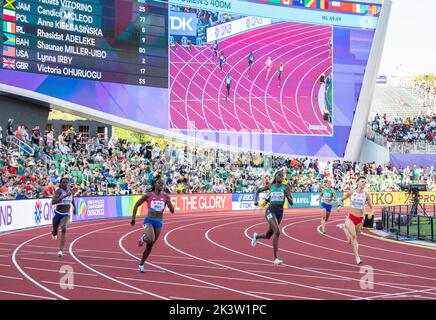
left=381, top=205, right=436, bottom=242
left=366, top=125, right=436, bottom=153
left=7, top=135, right=34, bottom=156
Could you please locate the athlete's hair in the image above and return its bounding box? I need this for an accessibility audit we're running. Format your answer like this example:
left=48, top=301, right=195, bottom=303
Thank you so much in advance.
left=150, top=175, right=163, bottom=192
left=272, top=171, right=283, bottom=185
left=60, top=177, right=69, bottom=183
left=356, top=176, right=366, bottom=183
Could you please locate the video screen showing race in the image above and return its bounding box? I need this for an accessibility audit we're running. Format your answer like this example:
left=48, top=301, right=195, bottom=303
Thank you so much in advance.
left=169, top=7, right=333, bottom=135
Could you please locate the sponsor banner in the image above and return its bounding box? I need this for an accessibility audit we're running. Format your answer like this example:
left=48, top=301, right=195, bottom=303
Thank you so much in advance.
left=169, top=11, right=198, bottom=37
left=0, top=198, right=55, bottom=233
left=285, top=192, right=343, bottom=209
left=344, top=191, right=436, bottom=207
left=169, top=194, right=232, bottom=213
left=117, top=195, right=148, bottom=218
left=376, top=75, right=388, bottom=85
left=232, top=193, right=255, bottom=211
left=232, top=193, right=269, bottom=211
left=206, top=16, right=272, bottom=43
left=232, top=192, right=343, bottom=210
left=72, top=196, right=118, bottom=222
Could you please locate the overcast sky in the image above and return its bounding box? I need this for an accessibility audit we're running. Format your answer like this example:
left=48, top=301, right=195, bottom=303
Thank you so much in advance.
left=378, top=0, right=436, bottom=77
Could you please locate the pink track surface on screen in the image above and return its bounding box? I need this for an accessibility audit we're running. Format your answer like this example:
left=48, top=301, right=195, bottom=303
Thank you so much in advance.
left=169, top=21, right=333, bottom=136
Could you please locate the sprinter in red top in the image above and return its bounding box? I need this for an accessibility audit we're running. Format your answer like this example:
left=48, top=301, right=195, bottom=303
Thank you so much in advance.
left=131, top=175, right=174, bottom=273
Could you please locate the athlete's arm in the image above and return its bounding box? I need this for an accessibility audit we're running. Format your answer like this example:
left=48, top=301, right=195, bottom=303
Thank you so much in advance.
left=366, top=193, right=374, bottom=215
left=165, top=194, right=175, bottom=214
left=131, top=194, right=148, bottom=226
left=332, top=190, right=338, bottom=202
left=71, top=196, right=77, bottom=215
left=318, top=188, right=324, bottom=201
left=52, top=189, right=69, bottom=205
left=254, top=185, right=271, bottom=206
left=338, top=191, right=353, bottom=208
left=284, top=184, right=293, bottom=206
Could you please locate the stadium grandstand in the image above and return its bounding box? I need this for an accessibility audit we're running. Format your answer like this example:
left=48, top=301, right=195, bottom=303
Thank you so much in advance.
left=0, top=0, right=435, bottom=304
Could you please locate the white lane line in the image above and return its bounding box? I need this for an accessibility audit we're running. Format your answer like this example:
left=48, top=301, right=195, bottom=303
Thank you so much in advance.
left=69, top=223, right=169, bottom=300
left=184, top=273, right=288, bottom=285
left=41, top=281, right=143, bottom=295
left=0, top=275, right=23, bottom=280
left=169, top=296, right=194, bottom=300
left=246, top=270, right=352, bottom=281
left=21, top=257, right=76, bottom=264
left=12, top=219, right=124, bottom=301
left=119, top=221, right=272, bottom=300
left=210, top=259, right=275, bottom=267
left=0, top=289, right=56, bottom=300
left=76, top=249, right=193, bottom=261
left=306, top=267, right=408, bottom=277
left=117, top=277, right=219, bottom=290
left=154, top=261, right=227, bottom=270
left=76, top=255, right=133, bottom=262
left=76, top=248, right=194, bottom=260
left=363, top=287, right=436, bottom=300
left=25, top=267, right=98, bottom=277
left=315, top=286, right=392, bottom=295
left=0, top=264, right=11, bottom=267
left=313, top=224, right=436, bottom=272
left=204, top=217, right=363, bottom=299
left=78, top=254, right=223, bottom=269
left=246, top=291, right=323, bottom=300
left=23, top=245, right=60, bottom=250
left=89, top=263, right=165, bottom=273
left=0, top=248, right=11, bottom=251
left=378, top=282, right=436, bottom=289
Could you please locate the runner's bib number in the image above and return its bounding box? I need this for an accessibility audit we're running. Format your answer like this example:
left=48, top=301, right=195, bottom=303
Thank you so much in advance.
left=150, top=200, right=165, bottom=211
left=270, top=192, right=284, bottom=202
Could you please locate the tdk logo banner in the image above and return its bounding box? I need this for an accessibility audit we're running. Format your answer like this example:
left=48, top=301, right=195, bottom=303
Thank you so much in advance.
left=169, top=12, right=197, bottom=36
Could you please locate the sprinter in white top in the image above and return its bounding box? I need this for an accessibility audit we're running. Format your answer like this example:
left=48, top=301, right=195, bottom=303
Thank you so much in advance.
left=338, top=176, right=374, bottom=265
left=51, top=177, right=77, bottom=257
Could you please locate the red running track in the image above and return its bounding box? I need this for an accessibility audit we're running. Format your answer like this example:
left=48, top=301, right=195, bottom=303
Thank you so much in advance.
left=0, top=209, right=435, bottom=300
left=170, top=22, right=333, bottom=135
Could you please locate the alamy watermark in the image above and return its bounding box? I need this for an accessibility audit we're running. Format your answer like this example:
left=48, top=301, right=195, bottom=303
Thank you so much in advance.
left=59, top=265, right=74, bottom=290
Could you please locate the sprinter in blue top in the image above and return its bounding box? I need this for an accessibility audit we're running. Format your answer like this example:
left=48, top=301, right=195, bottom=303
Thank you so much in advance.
left=317, top=179, right=337, bottom=234
left=251, top=171, right=293, bottom=265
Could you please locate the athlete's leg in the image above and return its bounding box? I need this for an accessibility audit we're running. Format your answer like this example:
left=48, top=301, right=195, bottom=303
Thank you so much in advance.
left=320, top=207, right=327, bottom=233
left=52, top=216, right=60, bottom=239
left=254, top=227, right=274, bottom=240
left=268, top=216, right=281, bottom=261
left=58, top=216, right=70, bottom=252
left=345, top=218, right=361, bottom=264
left=140, top=225, right=159, bottom=266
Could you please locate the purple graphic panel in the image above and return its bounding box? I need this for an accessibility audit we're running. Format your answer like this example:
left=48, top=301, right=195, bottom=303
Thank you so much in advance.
left=390, top=154, right=436, bottom=169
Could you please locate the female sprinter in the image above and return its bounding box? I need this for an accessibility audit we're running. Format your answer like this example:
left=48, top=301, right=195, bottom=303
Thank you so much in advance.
left=130, top=176, right=175, bottom=273
left=51, top=177, right=77, bottom=257
left=338, top=176, right=374, bottom=265
left=251, top=170, right=293, bottom=265
left=318, top=179, right=337, bottom=234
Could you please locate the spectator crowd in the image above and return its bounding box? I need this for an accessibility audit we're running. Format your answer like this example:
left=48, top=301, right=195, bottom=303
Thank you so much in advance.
left=413, top=78, right=436, bottom=108
left=368, top=113, right=436, bottom=144
left=0, top=122, right=435, bottom=200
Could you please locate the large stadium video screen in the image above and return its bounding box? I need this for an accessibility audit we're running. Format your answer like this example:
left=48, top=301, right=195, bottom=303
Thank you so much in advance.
left=1, top=0, right=383, bottom=157
left=168, top=0, right=381, bottom=157
left=0, top=0, right=169, bottom=128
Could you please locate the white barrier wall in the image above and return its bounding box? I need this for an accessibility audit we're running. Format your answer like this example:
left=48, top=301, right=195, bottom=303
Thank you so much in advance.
left=206, top=16, right=272, bottom=43
left=0, top=198, right=55, bottom=233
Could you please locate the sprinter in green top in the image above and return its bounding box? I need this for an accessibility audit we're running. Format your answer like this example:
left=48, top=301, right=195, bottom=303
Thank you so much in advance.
left=251, top=170, right=293, bottom=265
left=317, top=179, right=337, bottom=234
